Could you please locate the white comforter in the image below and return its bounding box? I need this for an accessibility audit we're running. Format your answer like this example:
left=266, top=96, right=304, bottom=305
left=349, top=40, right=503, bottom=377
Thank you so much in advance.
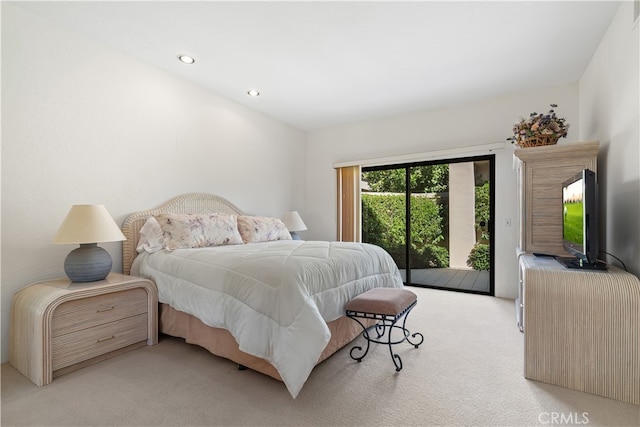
left=132, top=240, right=403, bottom=398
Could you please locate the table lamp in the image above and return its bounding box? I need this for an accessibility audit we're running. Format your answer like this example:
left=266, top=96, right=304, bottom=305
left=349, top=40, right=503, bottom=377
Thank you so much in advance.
left=282, top=211, right=307, bottom=240
left=53, top=204, right=126, bottom=282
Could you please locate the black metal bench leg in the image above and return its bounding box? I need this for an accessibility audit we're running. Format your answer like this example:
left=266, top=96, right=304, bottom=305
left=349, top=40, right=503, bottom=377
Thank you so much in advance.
left=387, top=318, right=404, bottom=371
left=402, top=305, right=424, bottom=348
left=348, top=317, right=372, bottom=362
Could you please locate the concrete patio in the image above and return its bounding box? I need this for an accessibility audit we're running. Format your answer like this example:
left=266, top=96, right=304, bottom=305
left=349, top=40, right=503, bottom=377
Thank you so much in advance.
left=399, top=268, right=490, bottom=293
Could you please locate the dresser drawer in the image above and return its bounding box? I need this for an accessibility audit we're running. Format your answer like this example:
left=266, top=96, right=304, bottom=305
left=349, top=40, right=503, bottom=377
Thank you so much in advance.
left=52, top=288, right=147, bottom=337
left=52, top=313, right=148, bottom=371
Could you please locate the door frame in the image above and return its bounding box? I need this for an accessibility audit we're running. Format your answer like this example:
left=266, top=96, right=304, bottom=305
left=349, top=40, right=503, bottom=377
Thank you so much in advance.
left=362, top=154, right=495, bottom=296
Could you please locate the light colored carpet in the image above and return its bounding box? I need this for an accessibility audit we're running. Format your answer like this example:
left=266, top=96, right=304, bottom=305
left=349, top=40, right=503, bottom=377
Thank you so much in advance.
left=2, top=287, right=639, bottom=426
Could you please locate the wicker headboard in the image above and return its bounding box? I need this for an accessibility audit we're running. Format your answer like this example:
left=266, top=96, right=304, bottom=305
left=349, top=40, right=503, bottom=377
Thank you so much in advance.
left=121, top=193, right=245, bottom=275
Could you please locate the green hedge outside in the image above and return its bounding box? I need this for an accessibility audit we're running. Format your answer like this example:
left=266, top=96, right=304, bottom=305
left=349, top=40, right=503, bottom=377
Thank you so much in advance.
left=467, top=243, right=490, bottom=271
left=362, top=193, right=449, bottom=268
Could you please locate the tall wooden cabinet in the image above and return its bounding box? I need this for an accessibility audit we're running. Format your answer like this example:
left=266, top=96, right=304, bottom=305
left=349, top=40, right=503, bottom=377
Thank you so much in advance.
left=514, top=141, right=599, bottom=331
left=514, top=140, right=599, bottom=256
left=514, top=141, right=640, bottom=405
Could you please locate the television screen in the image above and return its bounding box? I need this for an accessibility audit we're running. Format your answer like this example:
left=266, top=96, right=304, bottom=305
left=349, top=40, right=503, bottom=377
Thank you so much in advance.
left=562, top=177, right=584, bottom=252
left=560, top=169, right=606, bottom=270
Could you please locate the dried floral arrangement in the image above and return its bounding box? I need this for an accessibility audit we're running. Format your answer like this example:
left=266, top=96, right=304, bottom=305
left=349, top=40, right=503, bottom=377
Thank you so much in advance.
left=509, top=104, right=569, bottom=147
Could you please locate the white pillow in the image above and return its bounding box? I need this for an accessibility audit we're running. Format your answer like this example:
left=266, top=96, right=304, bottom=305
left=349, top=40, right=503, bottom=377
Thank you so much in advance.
left=136, top=216, right=165, bottom=253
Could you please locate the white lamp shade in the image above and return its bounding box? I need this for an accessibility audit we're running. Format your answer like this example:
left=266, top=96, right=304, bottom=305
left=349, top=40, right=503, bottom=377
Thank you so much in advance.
left=281, top=211, right=307, bottom=232
left=53, top=205, right=126, bottom=244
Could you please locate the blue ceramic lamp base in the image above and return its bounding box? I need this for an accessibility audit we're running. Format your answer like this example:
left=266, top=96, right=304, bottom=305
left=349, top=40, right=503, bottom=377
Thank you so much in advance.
left=64, top=243, right=112, bottom=283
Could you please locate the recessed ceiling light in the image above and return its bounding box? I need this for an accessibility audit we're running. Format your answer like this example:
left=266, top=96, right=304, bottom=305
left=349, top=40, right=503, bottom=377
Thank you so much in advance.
left=177, top=54, right=195, bottom=64
left=247, top=89, right=260, bottom=97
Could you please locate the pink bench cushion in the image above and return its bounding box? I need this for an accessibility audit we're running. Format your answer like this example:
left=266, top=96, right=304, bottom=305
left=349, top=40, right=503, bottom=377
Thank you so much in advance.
left=345, top=288, right=417, bottom=316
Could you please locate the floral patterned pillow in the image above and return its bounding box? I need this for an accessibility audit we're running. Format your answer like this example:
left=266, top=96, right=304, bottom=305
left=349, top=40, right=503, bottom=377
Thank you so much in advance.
left=237, top=215, right=292, bottom=243
left=154, top=213, right=244, bottom=250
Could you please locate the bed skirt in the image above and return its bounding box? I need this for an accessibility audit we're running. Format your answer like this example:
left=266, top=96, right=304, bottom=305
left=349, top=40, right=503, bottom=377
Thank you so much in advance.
left=159, top=303, right=373, bottom=381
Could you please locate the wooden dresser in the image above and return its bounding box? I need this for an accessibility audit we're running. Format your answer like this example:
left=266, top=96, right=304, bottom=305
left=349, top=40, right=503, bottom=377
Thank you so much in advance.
left=520, top=254, right=640, bottom=405
left=9, top=273, right=158, bottom=386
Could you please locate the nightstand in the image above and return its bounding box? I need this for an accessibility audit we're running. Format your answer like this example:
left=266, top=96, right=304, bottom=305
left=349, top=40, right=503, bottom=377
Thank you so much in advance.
left=9, top=273, right=158, bottom=386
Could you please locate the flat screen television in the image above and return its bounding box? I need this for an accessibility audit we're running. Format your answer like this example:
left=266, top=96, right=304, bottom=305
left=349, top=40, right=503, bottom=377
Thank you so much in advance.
left=560, top=169, right=607, bottom=270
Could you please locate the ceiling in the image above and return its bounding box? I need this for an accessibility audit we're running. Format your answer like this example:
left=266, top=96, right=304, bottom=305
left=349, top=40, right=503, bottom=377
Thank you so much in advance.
left=13, top=1, right=621, bottom=131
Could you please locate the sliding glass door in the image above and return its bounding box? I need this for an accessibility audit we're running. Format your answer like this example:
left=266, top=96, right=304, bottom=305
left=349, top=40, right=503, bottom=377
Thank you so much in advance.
left=362, top=155, right=494, bottom=295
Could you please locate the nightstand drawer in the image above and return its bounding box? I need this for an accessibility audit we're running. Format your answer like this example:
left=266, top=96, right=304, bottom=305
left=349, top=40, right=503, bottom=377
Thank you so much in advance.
left=52, top=288, right=147, bottom=337
left=52, top=313, right=148, bottom=371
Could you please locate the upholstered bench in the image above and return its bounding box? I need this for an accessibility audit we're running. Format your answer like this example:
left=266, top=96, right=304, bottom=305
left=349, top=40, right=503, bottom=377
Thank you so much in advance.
left=345, top=287, right=423, bottom=371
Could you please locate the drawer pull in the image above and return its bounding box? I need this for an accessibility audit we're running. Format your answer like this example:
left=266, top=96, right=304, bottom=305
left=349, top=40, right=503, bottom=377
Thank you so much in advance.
left=97, top=306, right=115, bottom=313
left=97, top=335, right=115, bottom=343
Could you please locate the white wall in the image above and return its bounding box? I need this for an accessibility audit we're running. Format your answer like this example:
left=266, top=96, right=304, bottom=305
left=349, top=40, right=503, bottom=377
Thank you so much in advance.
left=579, top=1, right=640, bottom=276
left=1, top=4, right=306, bottom=362
left=305, top=85, right=582, bottom=299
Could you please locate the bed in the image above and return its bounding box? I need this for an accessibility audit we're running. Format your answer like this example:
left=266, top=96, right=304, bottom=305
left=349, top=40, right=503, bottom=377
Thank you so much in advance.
left=122, top=193, right=404, bottom=397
